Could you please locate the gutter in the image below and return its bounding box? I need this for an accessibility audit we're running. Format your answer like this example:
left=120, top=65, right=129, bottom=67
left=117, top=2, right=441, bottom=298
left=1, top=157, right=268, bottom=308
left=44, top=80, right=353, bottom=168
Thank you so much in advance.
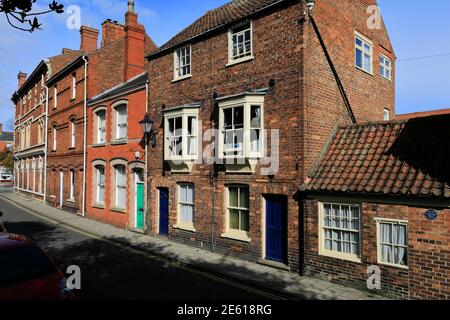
left=82, top=54, right=88, bottom=217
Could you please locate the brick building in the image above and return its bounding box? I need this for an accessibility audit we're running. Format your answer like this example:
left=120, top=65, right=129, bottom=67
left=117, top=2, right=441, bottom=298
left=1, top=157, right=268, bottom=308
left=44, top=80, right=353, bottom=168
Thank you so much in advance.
left=11, top=50, right=81, bottom=199
left=0, top=124, right=14, bottom=182
left=45, top=2, right=156, bottom=215
left=299, top=114, right=450, bottom=299
left=144, top=0, right=395, bottom=271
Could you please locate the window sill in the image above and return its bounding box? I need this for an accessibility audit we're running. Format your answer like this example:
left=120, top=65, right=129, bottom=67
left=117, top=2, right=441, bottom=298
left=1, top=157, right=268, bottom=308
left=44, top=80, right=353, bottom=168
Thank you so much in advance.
left=110, top=207, right=127, bottom=214
left=319, top=250, right=361, bottom=264
left=68, top=147, right=75, bottom=150
left=165, top=159, right=195, bottom=173
left=173, top=223, right=196, bottom=233
left=378, top=261, right=409, bottom=270
left=92, top=143, right=106, bottom=148
left=111, top=140, right=127, bottom=146
left=226, top=55, right=254, bottom=67
left=355, top=65, right=374, bottom=77
left=92, top=203, right=105, bottom=209
left=67, top=199, right=75, bottom=203
left=221, top=230, right=251, bottom=243
left=172, top=75, right=192, bottom=83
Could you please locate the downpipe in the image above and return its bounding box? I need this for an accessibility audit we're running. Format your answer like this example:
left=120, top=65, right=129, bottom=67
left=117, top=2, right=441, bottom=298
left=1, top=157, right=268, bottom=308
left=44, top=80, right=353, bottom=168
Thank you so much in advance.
left=81, top=54, right=88, bottom=217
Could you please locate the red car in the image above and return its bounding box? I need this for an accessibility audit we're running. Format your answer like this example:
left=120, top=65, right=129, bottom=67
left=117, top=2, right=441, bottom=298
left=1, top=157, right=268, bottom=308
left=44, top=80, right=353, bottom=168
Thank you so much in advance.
left=0, top=232, right=73, bottom=300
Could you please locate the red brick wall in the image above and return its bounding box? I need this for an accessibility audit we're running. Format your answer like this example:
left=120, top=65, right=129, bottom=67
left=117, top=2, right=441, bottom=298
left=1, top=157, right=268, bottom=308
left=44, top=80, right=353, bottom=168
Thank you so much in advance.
left=146, top=0, right=394, bottom=270
left=86, top=89, right=147, bottom=229
left=303, top=198, right=450, bottom=299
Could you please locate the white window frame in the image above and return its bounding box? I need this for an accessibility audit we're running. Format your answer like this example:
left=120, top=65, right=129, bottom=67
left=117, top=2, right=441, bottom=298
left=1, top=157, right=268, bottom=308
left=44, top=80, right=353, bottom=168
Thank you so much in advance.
left=383, top=108, right=390, bottom=121
left=71, top=74, right=76, bottom=100
left=115, top=105, right=128, bottom=141
left=164, top=108, right=199, bottom=161
left=228, top=21, right=254, bottom=65
left=379, top=54, right=392, bottom=80
left=173, top=45, right=192, bottom=81
left=96, top=110, right=107, bottom=144
left=53, top=126, right=57, bottom=151
left=38, top=158, right=43, bottom=194
left=376, top=218, right=409, bottom=269
left=355, top=32, right=373, bottom=74
left=318, top=202, right=362, bottom=263
left=69, top=171, right=75, bottom=201
left=96, top=166, right=105, bottom=205
left=31, top=159, right=36, bottom=192
left=174, top=183, right=196, bottom=231
left=70, top=119, right=76, bottom=148
left=221, top=185, right=251, bottom=242
left=115, top=165, right=127, bottom=209
left=53, top=86, right=58, bottom=109
left=218, top=94, right=264, bottom=160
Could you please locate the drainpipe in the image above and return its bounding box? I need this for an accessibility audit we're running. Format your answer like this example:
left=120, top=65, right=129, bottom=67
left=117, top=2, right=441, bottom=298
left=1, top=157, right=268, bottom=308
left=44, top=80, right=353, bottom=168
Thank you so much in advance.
left=43, top=64, right=50, bottom=205
left=82, top=54, right=88, bottom=217
left=145, top=79, right=150, bottom=233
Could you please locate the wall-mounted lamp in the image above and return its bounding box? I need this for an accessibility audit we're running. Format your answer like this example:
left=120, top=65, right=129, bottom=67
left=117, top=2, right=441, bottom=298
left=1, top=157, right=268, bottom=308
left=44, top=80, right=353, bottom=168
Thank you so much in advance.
left=306, top=0, right=315, bottom=15
left=139, top=113, right=156, bottom=147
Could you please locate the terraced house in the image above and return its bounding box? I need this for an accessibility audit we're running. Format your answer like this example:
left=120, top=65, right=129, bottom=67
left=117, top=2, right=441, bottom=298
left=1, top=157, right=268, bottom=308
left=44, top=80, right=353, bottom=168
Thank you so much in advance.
left=145, top=0, right=394, bottom=273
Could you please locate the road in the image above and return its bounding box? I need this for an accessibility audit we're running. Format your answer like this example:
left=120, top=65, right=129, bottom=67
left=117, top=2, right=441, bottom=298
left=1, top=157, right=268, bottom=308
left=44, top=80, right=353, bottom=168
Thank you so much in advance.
left=0, top=189, right=278, bottom=300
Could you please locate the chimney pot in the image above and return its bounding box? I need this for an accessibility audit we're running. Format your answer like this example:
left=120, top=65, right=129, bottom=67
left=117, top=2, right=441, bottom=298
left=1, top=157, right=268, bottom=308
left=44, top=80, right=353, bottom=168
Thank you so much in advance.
left=18, top=72, right=27, bottom=89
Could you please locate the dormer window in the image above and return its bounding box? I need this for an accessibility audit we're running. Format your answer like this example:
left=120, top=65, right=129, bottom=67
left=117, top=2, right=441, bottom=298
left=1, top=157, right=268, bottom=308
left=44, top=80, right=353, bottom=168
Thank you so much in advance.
left=228, top=22, right=253, bottom=65
left=174, top=45, right=191, bottom=81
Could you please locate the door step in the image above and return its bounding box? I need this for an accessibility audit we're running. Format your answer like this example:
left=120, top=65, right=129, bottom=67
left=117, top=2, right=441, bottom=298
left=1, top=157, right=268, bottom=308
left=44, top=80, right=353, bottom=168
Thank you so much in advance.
left=257, top=259, right=290, bottom=271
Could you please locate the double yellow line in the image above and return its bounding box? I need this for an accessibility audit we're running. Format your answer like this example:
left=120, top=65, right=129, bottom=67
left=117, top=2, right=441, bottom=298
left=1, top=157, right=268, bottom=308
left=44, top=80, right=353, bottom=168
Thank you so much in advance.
left=0, top=195, right=288, bottom=300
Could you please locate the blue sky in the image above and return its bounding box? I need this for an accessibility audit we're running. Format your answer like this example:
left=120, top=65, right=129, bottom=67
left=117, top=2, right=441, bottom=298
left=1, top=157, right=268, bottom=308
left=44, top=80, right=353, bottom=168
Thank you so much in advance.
left=1, top=0, right=449, bottom=131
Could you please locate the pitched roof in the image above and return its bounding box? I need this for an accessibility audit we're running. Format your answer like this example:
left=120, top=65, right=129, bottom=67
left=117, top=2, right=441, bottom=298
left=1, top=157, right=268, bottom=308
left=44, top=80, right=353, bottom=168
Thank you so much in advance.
left=301, top=115, right=450, bottom=199
left=0, top=131, right=14, bottom=142
left=396, top=108, right=450, bottom=120
left=148, top=0, right=285, bottom=57
left=89, top=72, right=148, bottom=105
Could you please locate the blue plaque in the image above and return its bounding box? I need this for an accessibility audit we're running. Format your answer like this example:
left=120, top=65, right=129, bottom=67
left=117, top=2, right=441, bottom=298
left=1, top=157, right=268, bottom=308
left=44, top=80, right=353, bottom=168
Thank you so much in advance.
left=425, top=209, right=438, bottom=221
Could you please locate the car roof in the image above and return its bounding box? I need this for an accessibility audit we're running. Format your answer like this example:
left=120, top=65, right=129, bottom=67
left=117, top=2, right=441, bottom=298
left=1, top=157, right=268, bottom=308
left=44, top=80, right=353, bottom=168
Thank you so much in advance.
left=0, top=233, right=35, bottom=251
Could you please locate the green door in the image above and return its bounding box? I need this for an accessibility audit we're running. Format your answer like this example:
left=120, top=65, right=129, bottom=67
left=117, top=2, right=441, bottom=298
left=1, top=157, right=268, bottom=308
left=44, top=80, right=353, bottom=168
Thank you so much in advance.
left=136, top=183, right=145, bottom=229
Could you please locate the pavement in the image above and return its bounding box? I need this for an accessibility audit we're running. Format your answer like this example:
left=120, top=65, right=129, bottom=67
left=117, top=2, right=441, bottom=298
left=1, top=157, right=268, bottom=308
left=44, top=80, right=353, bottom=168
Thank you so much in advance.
left=0, top=189, right=385, bottom=300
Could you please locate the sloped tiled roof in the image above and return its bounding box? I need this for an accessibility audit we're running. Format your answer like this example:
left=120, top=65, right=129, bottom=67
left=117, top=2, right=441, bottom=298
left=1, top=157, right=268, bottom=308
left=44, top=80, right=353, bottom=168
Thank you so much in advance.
left=149, top=0, right=285, bottom=56
left=301, top=115, right=450, bottom=199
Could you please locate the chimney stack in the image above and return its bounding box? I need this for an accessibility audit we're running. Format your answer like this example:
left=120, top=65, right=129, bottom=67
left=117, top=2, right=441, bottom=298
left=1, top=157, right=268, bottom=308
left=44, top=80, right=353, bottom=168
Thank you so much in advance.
left=18, top=72, right=27, bottom=89
left=124, top=0, right=146, bottom=80
left=80, top=26, right=99, bottom=52
left=101, top=19, right=126, bottom=48
left=0, top=123, right=3, bottom=134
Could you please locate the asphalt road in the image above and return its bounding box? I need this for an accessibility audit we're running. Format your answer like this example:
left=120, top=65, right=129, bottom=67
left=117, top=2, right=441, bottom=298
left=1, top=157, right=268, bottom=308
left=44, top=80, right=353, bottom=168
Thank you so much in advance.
left=0, top=189, right=276, bottom=300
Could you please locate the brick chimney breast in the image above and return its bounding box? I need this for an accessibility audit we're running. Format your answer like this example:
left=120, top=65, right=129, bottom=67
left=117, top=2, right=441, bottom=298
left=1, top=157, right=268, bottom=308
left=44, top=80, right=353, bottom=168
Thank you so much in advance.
left=80, top=26, right=99, bottom=52
left=18, top=72, right=27, bottom=89
left=101, top=20, right=126, bottom=48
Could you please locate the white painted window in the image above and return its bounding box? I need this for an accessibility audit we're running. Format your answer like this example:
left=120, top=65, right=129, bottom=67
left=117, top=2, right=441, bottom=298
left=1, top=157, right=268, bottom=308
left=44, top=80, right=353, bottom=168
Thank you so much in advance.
left=178, top=184, right=195, bottom=227
left=96, top=166, right=105, bottom=205
left=97, top=110, right=106, bottom=144
left=355, top=32, right=373, bottom=74
left=116, top=105, right=127, bottom=141
left=53, top=126, right=57, bottom=151
left=71, top=119, right=76, bottom=148
left=384, top=108, right=390, bottom=121
left=174, top=45, right=191, bottom=80
left=164, top=109, right=199, bottom=160
left=69, top=171, right=75, bottom=200
left=53, top=87, right=58, bottom=109
left=319, top=203, right=361, bottom=262
left=115, top=165, right=126, bottom=208
left=379, top=54, right=392, bottom=80
left=38, top=158, right=43, bottom=194
left=229, top=22, right=253, bottom=63
left=227, top=186, right=249, bottom=232
left=31, top=159, right=36, bottom=192
left=71, top=74, right=76, bottom=100
left=377, top=219, right=408, bottom=268
left=218, top=94, right=264, bottom=159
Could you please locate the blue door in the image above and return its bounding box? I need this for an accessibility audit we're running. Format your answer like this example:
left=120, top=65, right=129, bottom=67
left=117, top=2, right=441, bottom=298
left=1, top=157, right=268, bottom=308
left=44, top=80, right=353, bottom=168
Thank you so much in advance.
left=266, top=196, right=287, bottom=263
left=159, top=188, right=169, bottom=236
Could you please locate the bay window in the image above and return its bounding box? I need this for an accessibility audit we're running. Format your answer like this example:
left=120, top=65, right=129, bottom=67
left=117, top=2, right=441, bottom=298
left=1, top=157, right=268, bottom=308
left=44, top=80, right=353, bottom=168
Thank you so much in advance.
left=164, top=106, right=200, bottom=161
left=218, top=93, right=264, bottom=159
left=319, top=203, right=361, bottom=262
